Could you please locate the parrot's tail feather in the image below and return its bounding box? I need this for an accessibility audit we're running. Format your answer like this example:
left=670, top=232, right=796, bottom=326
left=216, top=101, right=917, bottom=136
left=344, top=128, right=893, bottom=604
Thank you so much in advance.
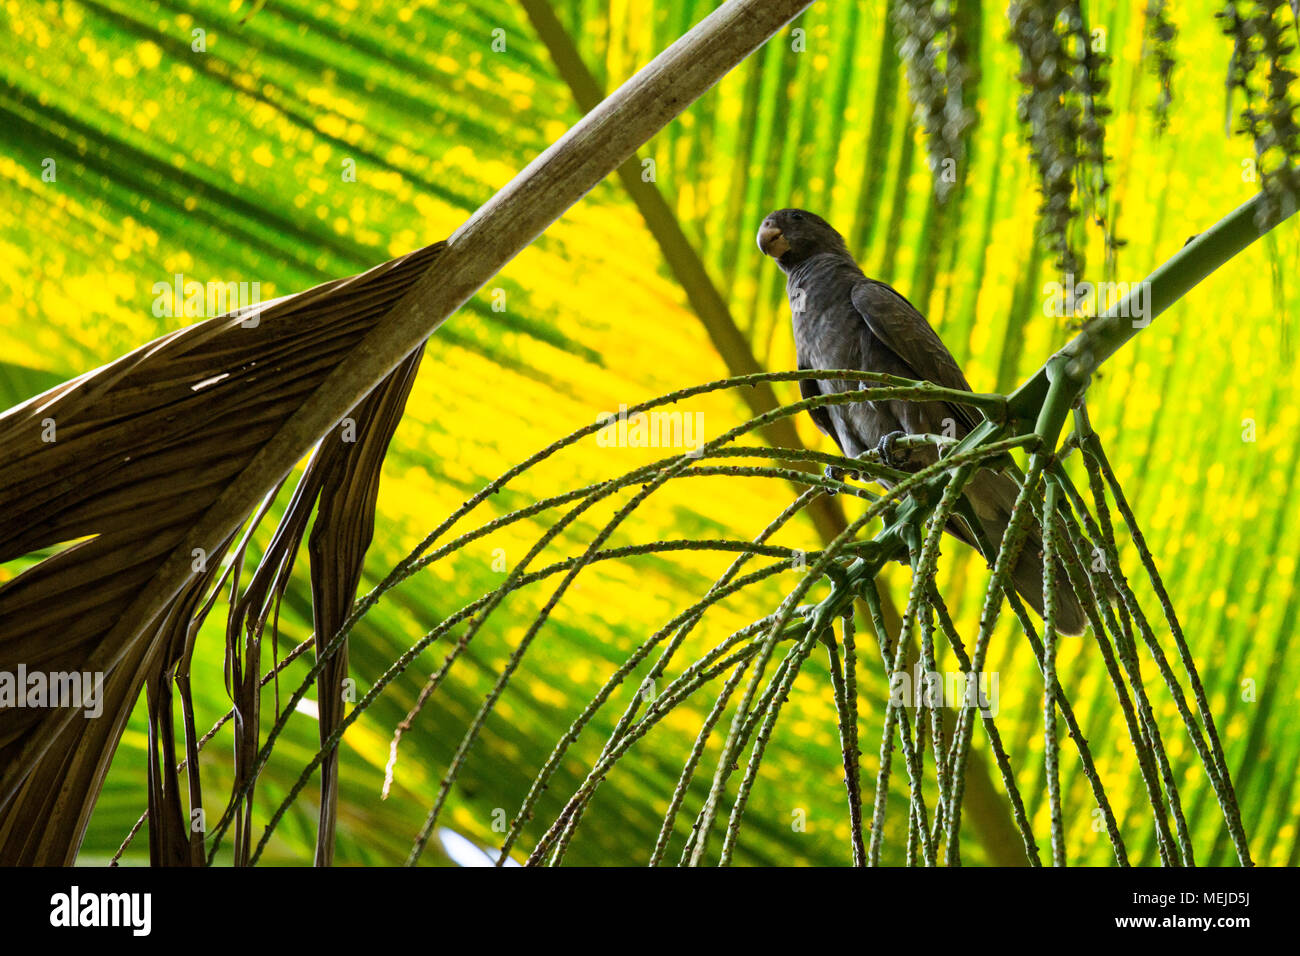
left=956, top=469, right=1088, bottom=637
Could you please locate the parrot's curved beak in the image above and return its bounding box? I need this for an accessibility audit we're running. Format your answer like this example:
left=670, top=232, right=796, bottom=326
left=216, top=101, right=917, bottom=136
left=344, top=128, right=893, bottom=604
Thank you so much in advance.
left=757, top=222, right=790, bottom=259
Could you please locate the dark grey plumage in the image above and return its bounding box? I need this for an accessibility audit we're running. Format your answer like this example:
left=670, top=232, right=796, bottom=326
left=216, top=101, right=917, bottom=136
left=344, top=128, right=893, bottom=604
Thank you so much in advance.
left=758, top=208, right=1086, bottom=635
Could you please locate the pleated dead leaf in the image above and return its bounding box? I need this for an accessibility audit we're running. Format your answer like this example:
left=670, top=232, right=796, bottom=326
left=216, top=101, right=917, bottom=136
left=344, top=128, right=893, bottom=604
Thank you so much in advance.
left=0, top=242, right=444, bottom=864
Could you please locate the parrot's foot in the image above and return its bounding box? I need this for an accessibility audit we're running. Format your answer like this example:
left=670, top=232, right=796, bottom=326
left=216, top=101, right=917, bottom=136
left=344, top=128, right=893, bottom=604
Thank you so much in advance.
left=876, top=430, right=912, bottom=469
left=823, top=463, right=860, bottom=494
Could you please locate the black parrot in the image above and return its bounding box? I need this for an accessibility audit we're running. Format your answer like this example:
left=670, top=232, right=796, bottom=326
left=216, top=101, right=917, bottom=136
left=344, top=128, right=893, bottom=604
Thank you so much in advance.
left=757, top=208, right=1086, bottom=635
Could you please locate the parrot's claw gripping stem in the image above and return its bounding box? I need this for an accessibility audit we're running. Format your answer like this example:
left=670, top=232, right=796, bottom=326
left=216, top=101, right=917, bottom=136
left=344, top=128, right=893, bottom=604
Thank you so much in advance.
left=822, top=463, right=841, bottom=494
left=823, top=462, right=861, bottom=494
left=877, top=430, right=912, bottom=469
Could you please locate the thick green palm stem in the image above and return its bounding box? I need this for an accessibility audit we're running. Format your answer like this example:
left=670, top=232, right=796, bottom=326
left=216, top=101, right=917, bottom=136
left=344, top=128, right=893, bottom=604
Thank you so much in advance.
left=1009, top=189, right=1299, bottom=443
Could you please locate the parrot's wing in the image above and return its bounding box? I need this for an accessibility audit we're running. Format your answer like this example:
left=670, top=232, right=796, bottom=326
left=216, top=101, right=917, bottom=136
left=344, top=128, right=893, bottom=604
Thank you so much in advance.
left=850, top=279, right=981, bottom=432
left=798, top=372, right=842, bottom=449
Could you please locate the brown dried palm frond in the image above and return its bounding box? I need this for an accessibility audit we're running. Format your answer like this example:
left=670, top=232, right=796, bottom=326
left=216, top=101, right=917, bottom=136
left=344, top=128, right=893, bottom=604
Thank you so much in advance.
left=0, top=242, right=442, bottom=864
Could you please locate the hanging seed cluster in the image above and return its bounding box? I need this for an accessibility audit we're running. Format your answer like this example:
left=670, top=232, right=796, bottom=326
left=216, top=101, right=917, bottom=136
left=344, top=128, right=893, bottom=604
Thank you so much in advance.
left=1146, top=0, right=1179, bottom=132
left=1072, top=2, right=1117, bottom=268
left=894, top=0, right=978, bottom=201
left=1219, top=0, right=1300, bottom=227
left=1007, top=1, right=1114, bottom=287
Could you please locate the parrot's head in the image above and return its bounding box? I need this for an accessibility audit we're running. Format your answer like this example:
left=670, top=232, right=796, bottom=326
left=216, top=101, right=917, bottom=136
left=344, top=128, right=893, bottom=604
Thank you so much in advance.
left=757, top=209, right=850, bottom=270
